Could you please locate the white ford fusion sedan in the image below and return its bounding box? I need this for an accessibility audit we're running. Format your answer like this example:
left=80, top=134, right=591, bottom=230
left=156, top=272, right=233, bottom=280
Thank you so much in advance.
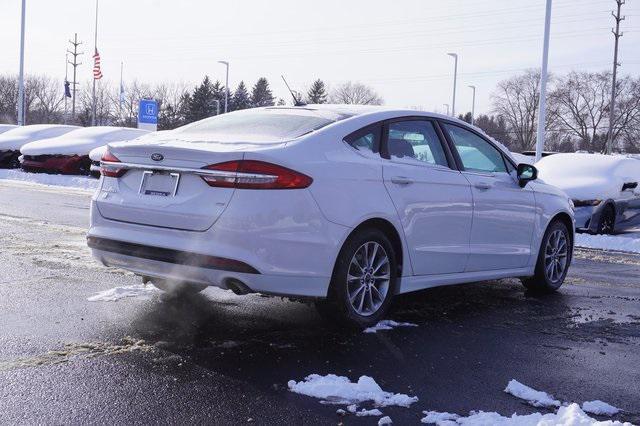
left=88, top=105, right=574, bottom=327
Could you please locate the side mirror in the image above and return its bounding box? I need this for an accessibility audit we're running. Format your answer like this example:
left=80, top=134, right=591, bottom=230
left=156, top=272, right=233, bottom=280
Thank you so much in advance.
left=622, top=182, right=638, bottom=192
left=517, top=163, right=538, bottom=188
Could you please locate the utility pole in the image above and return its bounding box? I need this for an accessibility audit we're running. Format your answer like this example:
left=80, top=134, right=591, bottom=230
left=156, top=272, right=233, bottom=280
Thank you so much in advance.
left=17, top=0, right=26, bottom=125
left=535, top=0, right=553, bottom=162
left=67, top=33, right=83, bottom=120
left=606, top=0, right=625, bottom=155
left=447, top=53, right=458, bottom=117
left=468, top=85, right=476, bottom=125
left=443, top=104, right=450, bottom=116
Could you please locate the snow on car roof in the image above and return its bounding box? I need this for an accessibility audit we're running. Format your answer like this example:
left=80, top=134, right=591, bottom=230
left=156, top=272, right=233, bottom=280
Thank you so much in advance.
left=0, top=124, right=80, bottom=151
left=20, top=126, right=148, bottom=156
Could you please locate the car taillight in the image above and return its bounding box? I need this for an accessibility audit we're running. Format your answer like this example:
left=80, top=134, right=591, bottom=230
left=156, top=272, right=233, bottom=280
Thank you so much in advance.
left=200, top=160, right=312, bottom=189
left=100, top=150, right=127, bottom=178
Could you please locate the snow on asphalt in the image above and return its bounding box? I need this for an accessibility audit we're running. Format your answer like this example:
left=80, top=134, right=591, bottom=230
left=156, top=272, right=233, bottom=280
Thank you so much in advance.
left=287, top=374, right=418, bottom=408
left=582, top=400, right=622, bottom=416
left=363, top=320, right=418, bottom=333
left=575, top=232, right=640, bottom=254
left=87, top=284, right=159, bottom=302
left=0, top=169, right=99, bottom=191
left=421, top=403, right=631, bottom=425
left=504, top=379, right=561, bottom=408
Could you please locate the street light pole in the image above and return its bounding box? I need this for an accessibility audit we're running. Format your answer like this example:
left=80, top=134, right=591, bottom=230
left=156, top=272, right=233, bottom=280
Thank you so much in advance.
left=17, top=0, right=26, bottom=125
left=468, top=85, right=476, bottom=125
left=218, top=61, right=229, bottom=113
left=535, top=0, right=553, bottom=162
left=447, top=53, right=458, bottom=117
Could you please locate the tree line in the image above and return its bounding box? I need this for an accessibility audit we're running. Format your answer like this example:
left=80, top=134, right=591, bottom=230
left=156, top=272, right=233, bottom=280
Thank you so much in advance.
left=0, top=75, right=382, bottom=131
left=1, top=69, right=638, bottom=153
left=458, top=69, right=640, bottom=154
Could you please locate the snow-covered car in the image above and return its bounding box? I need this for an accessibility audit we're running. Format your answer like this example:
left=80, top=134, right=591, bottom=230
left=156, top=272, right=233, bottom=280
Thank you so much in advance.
left=0, top=124, right=79, bottom=168
left=88, top=105, right=574, bottom=327
left=0, top=124, right=17, bottom=135
left=20, top=126, right=148, bottom=175
left=88, top=130, right=169, bottom=177
left=537, top=153, right=640, bottom=234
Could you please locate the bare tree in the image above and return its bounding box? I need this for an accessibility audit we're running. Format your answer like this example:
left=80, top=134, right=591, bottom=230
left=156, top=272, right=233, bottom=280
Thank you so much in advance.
left=329, top=81, right=383, bottom=105
left=612, top=76, right=640, bottom=152
left=30, top=75, right=65, bottom=123
left=154, top=82, right=189, bottom=129
left=0, top=75, right=17, bottom=124
left=549, top=71, right=611, bottom=152
left=491, top=70, right=545, bottom=152
left=78, top=81, right=114, bottom=126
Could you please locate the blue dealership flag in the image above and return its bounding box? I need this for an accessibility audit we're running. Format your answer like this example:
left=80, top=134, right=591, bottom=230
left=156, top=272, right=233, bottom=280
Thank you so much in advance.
left=64, top=80, right=72, bottom=98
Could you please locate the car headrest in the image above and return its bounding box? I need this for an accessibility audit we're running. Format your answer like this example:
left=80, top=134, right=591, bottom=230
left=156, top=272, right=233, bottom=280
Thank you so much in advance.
left=388, top=138, right=415, bottom=158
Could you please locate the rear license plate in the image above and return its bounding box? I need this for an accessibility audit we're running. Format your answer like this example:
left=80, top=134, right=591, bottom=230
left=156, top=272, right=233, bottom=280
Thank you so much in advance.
left=139, top=171, right=180, bottom=197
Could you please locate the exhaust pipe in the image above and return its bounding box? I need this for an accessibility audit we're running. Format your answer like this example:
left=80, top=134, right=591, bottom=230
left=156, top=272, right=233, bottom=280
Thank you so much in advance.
left=225, top=278, right=254, bottom=295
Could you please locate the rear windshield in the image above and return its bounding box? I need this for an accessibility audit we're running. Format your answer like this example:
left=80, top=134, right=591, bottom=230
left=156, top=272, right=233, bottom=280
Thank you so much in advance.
left=175, top=109, right=337, bottom=143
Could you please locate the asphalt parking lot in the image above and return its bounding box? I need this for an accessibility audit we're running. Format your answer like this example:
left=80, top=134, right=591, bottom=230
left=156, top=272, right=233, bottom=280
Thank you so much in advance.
left=0, top=180, right=639, bottom=424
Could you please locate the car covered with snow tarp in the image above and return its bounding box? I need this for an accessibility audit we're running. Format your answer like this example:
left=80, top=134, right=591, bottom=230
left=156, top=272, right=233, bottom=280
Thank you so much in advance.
left=536, top=153, right=640, bottom=234
left=0, top=124, right=79, bottom=168
left=20, top=126, right=148, bottom=175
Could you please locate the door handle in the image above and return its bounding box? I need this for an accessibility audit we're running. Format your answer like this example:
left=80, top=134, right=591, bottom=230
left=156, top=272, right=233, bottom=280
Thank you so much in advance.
left=474, top=181, right=493, bottom=190
left=390, top=176, right=414, bottom=185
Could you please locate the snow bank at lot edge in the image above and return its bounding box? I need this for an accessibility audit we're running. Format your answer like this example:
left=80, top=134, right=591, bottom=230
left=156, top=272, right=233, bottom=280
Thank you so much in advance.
left=0, top=169, right=99, bottom=190
left=575, top=233, right=640, bottom=254
left=504, top=379, right=561, bottom=408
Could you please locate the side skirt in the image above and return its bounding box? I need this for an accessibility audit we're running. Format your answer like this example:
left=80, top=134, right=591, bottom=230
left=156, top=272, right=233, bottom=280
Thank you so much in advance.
left=398, top=267, right=534, bottom=294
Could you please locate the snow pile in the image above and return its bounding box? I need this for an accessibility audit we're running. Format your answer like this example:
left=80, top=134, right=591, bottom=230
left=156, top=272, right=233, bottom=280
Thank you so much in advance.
left=378, top=416, right=393, bottom=425
left=504, top=379, right=561, bottom=408
left=87, top=284, right=160, bottom=302
left=421, top=403, right=631, bottom=425
left=0, top=169, right=99, bottom=190
left=363, top=320, right=418, bottom=334
left=575, top=233, right=640, bottom=254
left=345, top=404, right=383, bottom=417
left=287, top=374, right=418, bottom=407
left=582, top=400, right=621, bottom=416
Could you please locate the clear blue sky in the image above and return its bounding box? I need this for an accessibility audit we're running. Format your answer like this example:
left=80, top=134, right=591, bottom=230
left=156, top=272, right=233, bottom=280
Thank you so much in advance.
left=1, top=0, right=638, bottom=114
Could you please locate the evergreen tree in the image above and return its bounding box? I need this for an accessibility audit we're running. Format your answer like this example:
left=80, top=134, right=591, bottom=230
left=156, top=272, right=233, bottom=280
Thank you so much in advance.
left=251, top=77, right=274, bottom=107
left=306, top=79, right=328, bottom=104
left=230, top=81, right=251, bottom=111
left=185, top=76, right=226, bottom=122
left=186, top=76, right=216, bottom=122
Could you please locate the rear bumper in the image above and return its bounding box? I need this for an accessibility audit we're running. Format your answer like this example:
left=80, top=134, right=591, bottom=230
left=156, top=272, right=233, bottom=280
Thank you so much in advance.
left=91, top=247, right=329, bottom=298
left=0, top=150, right=18, bottom=167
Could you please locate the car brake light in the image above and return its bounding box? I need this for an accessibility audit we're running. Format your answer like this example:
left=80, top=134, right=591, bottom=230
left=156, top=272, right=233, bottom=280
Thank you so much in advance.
left=100, top=150, right=127, bottom=178
left=200, top=160, right=312, bottom=189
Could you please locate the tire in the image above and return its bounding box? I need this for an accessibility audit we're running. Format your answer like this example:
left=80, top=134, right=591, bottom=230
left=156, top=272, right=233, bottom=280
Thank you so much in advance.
left=150, top=279, right=208, bottom=296
left=596, top=204, right=615, bottom=235
left=521, top=220, right=572, bottom=293
left=316, top=227, right=398, bottom=328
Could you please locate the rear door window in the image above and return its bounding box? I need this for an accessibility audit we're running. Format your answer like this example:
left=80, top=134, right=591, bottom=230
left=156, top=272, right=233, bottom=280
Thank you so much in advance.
left=385, top=120, right=449, bottom=168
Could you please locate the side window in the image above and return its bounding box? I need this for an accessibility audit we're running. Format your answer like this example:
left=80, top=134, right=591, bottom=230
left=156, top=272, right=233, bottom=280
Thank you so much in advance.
left=443, top=123, right=507, bottom=173
left=386, top=120, right=448, bottom=168
left=344, top=125, right=380, bottom=158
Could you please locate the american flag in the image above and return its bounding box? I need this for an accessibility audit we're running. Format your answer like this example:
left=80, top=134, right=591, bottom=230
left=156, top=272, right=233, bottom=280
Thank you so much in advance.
left=93, top=49, right=103, bottom=80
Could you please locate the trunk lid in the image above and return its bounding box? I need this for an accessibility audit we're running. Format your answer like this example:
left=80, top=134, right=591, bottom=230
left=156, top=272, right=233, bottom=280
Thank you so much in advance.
left=95, top=137, right=284, bottom=231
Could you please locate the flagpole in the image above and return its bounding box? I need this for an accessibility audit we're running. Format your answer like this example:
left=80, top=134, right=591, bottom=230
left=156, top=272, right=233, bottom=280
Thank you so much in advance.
left=64, top=53, right=69, bottom=124
left=91, top=0, right=99, bottom=126
left=119, top=61, right=123, bottom=120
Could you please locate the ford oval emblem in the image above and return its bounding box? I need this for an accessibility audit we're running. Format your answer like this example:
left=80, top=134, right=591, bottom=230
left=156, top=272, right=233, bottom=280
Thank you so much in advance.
left=151, top=153, right=164, bottom=162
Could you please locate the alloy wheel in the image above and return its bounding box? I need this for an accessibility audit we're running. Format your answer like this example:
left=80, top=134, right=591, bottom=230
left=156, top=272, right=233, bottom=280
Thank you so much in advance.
left=346, top=241, right=391, bottom=316
left=544, top=230, right=568, bottom=284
